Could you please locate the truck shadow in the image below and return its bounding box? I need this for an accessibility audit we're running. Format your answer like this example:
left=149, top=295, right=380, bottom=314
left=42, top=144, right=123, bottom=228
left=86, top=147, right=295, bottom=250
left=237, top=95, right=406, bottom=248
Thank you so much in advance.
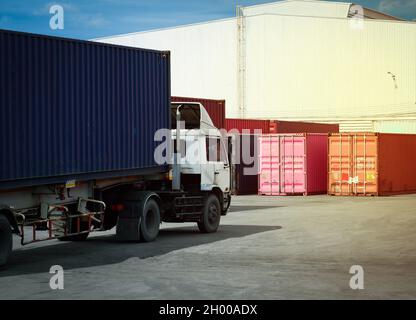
left=1, top=224, right=281, bottom=277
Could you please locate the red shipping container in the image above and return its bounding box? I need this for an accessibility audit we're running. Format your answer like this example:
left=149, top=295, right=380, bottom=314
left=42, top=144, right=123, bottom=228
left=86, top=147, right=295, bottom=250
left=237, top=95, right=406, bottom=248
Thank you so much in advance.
left=328, top=133, right=416, bottom=196
left=171, top=96, right=225, bottom=129
left=225, top=118, right=338, bottom=134
left=225, top=118, right=270, bottom=133
left=269, top=120, right=339, bottom=134
left=259, top=134, right=328, bottom=195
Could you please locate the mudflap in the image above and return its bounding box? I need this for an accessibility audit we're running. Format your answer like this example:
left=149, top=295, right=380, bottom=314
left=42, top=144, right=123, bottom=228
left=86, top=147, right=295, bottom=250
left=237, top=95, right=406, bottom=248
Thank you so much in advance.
left=116, top=203, right=142, bottom=241
left=116, top=216, right=141, bottom=241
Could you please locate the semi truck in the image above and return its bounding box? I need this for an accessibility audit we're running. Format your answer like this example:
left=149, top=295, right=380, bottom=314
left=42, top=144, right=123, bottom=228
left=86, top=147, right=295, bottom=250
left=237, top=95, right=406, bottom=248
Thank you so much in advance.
left=0, top=29, right=231, bottom=267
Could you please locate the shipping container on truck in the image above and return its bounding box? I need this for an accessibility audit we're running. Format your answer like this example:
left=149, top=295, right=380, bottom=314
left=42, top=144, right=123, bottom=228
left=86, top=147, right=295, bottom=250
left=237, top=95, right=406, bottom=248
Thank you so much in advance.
left=171, top=96, right=225, bottom=130
left=328, top=133, right=416, bottom=196
left=0, top=29, right=231, bottom=267
left=258, top=134, right=328, bottom=196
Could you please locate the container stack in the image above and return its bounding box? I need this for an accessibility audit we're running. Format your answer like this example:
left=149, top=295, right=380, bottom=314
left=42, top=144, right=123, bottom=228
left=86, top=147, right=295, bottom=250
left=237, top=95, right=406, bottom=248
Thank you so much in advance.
left=225, top=119, right=338, bottom=195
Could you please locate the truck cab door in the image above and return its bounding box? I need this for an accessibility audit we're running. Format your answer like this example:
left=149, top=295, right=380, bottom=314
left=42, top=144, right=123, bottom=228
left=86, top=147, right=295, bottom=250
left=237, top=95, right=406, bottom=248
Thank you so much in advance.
left=202, top=136, right=230, bottom=192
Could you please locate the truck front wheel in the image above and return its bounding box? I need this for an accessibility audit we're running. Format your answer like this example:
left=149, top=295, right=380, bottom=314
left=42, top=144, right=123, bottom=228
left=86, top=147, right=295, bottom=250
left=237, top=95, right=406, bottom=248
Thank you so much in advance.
left=0, top=214, right=12, bottom=267
left=198, top=194, right=221, bottom=233
left=140, top=199, right=160, bottom=242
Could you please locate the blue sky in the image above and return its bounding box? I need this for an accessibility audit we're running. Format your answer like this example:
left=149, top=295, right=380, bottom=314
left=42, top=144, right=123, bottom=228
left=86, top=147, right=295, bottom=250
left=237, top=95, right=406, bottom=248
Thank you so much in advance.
left=0, top=0, right=415, bottom=39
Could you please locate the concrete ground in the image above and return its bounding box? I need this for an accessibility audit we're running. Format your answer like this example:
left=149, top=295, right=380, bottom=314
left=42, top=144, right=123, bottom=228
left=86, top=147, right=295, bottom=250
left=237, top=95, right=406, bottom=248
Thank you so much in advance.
left=0, top=194, right=415, bottom=299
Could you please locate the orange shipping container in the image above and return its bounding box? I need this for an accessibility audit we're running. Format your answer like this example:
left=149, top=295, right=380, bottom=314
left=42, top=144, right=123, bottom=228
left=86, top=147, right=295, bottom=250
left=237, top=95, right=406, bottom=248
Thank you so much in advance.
left=328, top=133, right=416, bottom=196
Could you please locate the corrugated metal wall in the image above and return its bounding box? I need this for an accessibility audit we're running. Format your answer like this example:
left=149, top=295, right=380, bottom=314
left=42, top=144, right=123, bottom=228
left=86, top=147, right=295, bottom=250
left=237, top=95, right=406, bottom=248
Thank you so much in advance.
left=0, top=30, right=170, bottom=189
left=374, top=120, right=416, bottom=134
left=245, top=15, right=416, bottom=121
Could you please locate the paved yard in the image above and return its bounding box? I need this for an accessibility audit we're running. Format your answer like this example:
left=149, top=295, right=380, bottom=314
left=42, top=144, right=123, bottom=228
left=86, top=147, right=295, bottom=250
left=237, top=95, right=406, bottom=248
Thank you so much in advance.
left=1, top=195, right=415, bottom=299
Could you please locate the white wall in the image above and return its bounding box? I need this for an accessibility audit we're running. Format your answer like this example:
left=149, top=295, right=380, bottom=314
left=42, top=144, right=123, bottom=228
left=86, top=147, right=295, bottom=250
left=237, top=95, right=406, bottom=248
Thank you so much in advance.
left=245, top=15, right=416, bottom=121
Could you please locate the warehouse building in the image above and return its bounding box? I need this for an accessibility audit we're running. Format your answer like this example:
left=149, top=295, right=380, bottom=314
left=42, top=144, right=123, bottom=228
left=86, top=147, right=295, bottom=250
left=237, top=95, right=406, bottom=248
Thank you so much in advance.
left=95, top=0, right=416, bottom=132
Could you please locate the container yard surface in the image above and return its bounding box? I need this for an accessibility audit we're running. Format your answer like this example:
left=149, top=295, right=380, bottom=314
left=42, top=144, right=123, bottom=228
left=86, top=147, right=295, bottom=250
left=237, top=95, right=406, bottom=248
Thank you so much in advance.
left=1, top=194, right=416, bottom=300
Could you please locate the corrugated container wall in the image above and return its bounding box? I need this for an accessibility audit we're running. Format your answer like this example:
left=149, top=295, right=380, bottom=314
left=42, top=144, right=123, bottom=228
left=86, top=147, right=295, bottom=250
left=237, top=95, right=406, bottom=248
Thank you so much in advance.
left=96, top=10, right=416, bottom=127
left=0, top=29, right=171, bottom=189
left=270, top=120, right=339, bottom=134
left=171, top=96, right=225, bottom=130
left=328, top=133, right=416, bottom=196
left=259, top=134, right=328, bottom=195
left=225, top=118, right=270, bottom=133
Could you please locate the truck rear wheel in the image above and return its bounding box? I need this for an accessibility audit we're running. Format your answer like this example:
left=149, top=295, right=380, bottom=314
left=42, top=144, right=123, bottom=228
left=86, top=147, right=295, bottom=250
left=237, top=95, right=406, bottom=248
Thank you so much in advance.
left=198, top=194, right=221, bottom=233
left=140, top=199, right=160, bottom=242
left=0, top=214, right=12, bottom=267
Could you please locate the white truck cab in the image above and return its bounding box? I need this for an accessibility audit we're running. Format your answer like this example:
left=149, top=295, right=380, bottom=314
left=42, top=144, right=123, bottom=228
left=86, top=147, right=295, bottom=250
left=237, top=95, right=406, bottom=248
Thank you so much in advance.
left=170, top=102, right=231, bottom=195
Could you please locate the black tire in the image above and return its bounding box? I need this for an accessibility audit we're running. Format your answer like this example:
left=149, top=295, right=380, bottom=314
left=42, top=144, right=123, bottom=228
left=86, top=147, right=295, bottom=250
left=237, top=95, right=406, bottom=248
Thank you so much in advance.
left=222, top=194, right=231, bottom=216
left=198, top=194, right=221, bottom=233
left=139, top=199, right=160, bottom=242
left=0, top=214, right=12, bottom=267
left=58, top=220, right=90, bottom=242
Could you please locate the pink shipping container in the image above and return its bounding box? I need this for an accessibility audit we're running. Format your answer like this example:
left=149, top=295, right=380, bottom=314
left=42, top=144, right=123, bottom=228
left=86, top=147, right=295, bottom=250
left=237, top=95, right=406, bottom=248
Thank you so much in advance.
left=259, top=134, right=328, bottom=195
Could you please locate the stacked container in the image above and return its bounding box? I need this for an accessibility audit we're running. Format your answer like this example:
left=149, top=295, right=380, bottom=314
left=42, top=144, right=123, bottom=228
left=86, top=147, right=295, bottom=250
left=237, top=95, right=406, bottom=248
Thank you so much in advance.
left=258, top=134, right=328, bottom=195
left=269, top=120, right=339, bottom=134
left=225, top=118, right=339, bottom=134
left=171, top=96, right=225, bottom=130
left=328, top=133, right=416, bottom=196
left=225, top=118, right=271, bottom=133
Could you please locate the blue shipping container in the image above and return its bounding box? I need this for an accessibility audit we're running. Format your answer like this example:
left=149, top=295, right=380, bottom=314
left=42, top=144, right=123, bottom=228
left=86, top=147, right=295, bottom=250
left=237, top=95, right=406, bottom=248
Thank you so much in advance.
left=0, top=29, right=171, bottom=189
